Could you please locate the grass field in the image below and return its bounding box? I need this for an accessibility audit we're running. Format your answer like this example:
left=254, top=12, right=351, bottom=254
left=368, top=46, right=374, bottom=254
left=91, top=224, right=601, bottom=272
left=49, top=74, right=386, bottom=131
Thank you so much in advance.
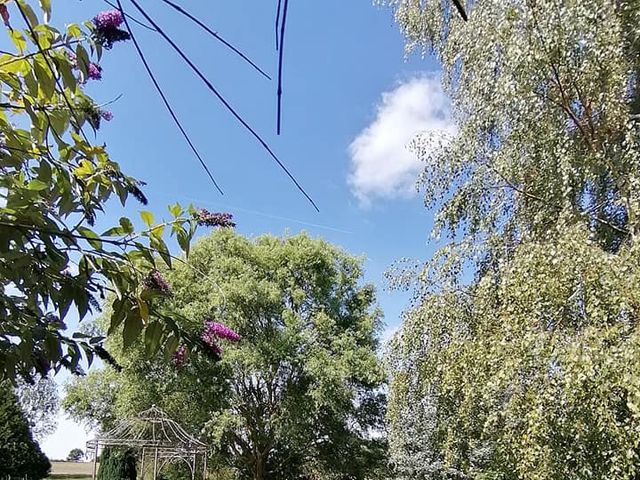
left=49, top=461, right=95, bottom=479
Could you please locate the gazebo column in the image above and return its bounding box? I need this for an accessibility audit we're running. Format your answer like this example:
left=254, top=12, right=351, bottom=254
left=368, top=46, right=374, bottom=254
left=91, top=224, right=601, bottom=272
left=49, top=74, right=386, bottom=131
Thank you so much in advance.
left=92, top=446, right=98, bottom=480
left=140, top=447, right=145, bottom=480
left=153, top=448, right=159, bottom=480
left=203, top=453, right=207, bottom=480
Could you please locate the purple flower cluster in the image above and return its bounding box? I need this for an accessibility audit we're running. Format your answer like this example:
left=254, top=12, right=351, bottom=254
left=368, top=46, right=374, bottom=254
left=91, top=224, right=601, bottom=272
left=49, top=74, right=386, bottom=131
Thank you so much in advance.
left=173, top=344, right=187, bottom=367
left=92, top=9, right=130, bottom=49
left=87, top=63, right=103, bottom=81
left=201, top=320, right=240, bottom=356
left=100, top=110, right=114, bottom=122
left=195, top=209, right=236, bottom=228
left=67, top=51, right=102, bottom=82
left=144, top=270, right=171, bottom=294
left=203, top=320, right=241, bottom=342
left=93, top=9, right=124, bottom=29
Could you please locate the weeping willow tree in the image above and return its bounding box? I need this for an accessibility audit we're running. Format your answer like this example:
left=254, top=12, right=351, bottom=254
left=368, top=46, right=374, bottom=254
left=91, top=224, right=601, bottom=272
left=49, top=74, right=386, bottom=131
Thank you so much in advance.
left=385, top=1, right=640, bottom=479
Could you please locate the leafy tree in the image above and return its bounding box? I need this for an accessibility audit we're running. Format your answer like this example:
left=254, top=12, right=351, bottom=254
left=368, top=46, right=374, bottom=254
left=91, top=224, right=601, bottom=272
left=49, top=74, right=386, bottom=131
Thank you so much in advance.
left=15, top=375, right=59, bottom=441
left=63, top=367, right=120, bottom=431
left=97, top=448, right=136, bottom=480
left=0, top=384, right=51, bottom=479
left=385, top=0, right=640, bottom=479
left=66, top=230, right=388, bottom=480
left=0, top=1, right=233, bottom=383
left=67, top=447, right=85, bottom=462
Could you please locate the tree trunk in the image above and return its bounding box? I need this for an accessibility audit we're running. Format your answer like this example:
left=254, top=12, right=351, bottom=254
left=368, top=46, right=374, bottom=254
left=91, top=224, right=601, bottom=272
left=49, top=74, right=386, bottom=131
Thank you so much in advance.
left=253, top=453, right=265, bottom=480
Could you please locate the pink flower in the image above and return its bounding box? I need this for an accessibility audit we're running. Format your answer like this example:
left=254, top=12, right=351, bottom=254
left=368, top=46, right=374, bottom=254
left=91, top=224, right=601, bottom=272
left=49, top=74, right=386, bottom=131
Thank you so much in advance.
left=202, top=320, right=241, bottom=343
left=87, top=63, right=102, bottom=81
left=92, top=9, right=130, bottom=49
left=195, top=209, right=235, bottom=228
left=173, top=344, right=188, bottom=367
left=93, top=9, right=124, bottom=30
left=143, top=270, right=171, bottom=294
left=100, top=110, right=114, bottom=122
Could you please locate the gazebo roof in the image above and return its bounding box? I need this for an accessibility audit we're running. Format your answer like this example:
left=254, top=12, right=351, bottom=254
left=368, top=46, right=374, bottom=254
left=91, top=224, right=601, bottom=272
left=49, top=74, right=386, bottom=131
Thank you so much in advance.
left=86, top=405, right=207, bottom=454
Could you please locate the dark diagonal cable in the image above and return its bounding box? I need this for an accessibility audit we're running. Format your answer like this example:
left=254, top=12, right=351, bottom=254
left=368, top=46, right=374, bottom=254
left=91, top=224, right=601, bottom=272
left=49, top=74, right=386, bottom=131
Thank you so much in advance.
left=103, top=0, right=156, bottom=31
left=126, top=0, right=319, bottom=212
left=116, top=0, right=224, bottom=195
left=275, top=0, right=282, bottom=50
left=276, top=0, right=289, bottom=136
left=452, top=0, right=468, bottom=21
left=159, top=0, right=271, bottom=80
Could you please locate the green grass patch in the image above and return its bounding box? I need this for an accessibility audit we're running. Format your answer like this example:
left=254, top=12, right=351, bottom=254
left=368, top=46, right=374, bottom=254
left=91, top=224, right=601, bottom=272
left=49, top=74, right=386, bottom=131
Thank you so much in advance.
left=47, top=475, right=92, bottom=480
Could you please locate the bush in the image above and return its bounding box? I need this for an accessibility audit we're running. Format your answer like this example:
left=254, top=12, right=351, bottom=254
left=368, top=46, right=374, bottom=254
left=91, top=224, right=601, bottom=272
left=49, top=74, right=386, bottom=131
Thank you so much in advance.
left=97, top=448, right=136, bottom=480
left=0, top=385, right=51, bottom=479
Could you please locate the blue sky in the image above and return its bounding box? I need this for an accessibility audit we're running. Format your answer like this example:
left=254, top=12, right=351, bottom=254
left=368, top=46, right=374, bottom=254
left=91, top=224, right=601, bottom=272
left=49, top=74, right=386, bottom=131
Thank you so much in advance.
left=32, top=0, right=450, bottom=459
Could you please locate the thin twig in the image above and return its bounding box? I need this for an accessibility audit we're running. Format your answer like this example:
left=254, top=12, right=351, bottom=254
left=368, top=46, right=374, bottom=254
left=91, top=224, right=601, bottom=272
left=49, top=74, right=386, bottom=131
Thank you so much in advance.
left=126, top=0, right=319, bottom=211
left=116, top=0, right=224, bottom=195
left=97, top=93, right=124, bottom=109
left=0, top=39, right=82, bottom=68
left=159, top=0, right=271, bottom=80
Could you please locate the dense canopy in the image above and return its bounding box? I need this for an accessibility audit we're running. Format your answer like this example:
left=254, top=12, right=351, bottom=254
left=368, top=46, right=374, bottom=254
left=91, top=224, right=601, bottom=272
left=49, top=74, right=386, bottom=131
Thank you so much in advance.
left=66, top=230, right=388, bottom=480
left=387, top=1, right=640, bottom=479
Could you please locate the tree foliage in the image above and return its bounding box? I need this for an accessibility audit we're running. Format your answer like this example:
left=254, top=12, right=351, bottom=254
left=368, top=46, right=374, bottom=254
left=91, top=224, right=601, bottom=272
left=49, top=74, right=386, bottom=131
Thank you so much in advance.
left=15, top=375, right=59, bottom=441
left=0, top=1, right=233, bottom=383
left=386, top=1, right=640, bottom=479
left=97, top=448, right=136, bottom=480
left=0, top=384, right=51, bottom=479
left=65, top=230, right=388, bottom=480
left=67, top=447, right=84, bottom=462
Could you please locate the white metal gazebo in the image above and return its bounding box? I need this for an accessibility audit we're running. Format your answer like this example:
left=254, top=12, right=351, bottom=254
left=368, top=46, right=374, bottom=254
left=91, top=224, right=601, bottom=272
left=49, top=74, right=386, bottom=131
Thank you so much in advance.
left=86, top=406, right=208, bottom=480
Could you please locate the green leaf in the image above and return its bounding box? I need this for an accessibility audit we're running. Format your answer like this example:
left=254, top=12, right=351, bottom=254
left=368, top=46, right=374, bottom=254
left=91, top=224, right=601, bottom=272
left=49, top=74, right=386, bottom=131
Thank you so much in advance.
left=27, top=179, right=48, bottom=190
left=73, top=287, right=89, bottom=321
left=101, top=226, right=126, bottom=237
left=9, top=30, right=27, bottom=53
left=19, top=2, right=39, bottom=29
left=44, top=333, right=62, bottom=362
left=76, top=226, right=103, bottom=250
left=168, top=203, right=182, bottom=217
left=75, top=44, right=90, bottom=78
left=33, top=57, right=55, bottom=99
left=58, top=55, right=77, bottom=92
left=38, top=160, right=52, bottom=183
left=123, top=311, right=143, bottom=349
left=150, top=224, right=165, bottom=240
left=140, top=210, right=154, bottom=227
left=137, top=298, right=150, bottom=322
left=108, top=298, right=128, bottom=335
left=163, top=334, right=180, bottom=360
left=39, top=0, right=51, bottom=22
left=144, top=321, right=163, bottom=356
left=66, top=23, right=82, bottom=38
left=151, top=237, right=172, bottom=269
left=119, top=217, right=135, bottom=234
left=177, top=230, right=190, bottom=257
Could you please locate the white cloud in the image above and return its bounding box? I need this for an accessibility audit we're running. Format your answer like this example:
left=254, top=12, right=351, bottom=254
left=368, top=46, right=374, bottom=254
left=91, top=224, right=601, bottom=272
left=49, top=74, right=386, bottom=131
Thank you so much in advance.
left=348, top=75, right=454, bottom=205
